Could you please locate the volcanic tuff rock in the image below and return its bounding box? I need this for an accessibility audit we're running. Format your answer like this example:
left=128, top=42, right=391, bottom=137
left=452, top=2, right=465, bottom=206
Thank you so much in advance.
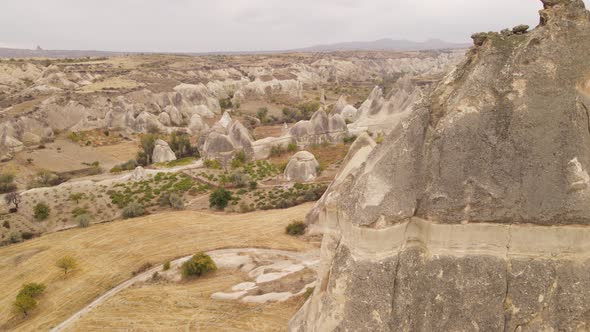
left=152, top=139, right=176, bottom=163
left=284, top=151, right=320, bottom=182
left=291, top=0, right=590, bottom=331
left=349, top=75, right=421, bottom=135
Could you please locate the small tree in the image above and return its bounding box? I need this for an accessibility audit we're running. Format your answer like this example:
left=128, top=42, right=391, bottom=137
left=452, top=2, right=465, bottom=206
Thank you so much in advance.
left=33, top=203, right=50, bottom=220
left=13, top=294, right=37, bottom=317
left=68, top=193, right=86, bottom=204
left=209, top=189, right=232, bottom=210
left=139, top=134, right=157, bottom=165
left=56, top=256, right=77, bottom=275
left=13, top=282, right=46, bottom=317
left=163, top=261, right=171, bottom=271
left=181, top=253, right=217, bottom=279
left=4, top=192, right=21, bottom=212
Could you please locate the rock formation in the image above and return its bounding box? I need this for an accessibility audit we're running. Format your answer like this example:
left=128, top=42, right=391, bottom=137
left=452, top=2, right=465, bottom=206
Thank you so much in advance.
left=284, top=151, right=320, bottom=182
left=349, top=75, right=421, bottom=135
left=291, top=1, right=590, bottom=330
left=152, top=139, right=176, bottom=163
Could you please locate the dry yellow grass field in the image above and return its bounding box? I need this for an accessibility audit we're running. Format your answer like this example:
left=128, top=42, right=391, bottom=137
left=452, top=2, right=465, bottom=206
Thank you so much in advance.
left=66, top=271, right=306, bottom=332
left=0, top=203, right=314, bottom=331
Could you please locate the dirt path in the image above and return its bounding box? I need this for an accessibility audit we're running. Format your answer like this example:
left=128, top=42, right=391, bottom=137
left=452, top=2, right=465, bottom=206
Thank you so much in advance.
left=50, top=248, right=317, bottom=332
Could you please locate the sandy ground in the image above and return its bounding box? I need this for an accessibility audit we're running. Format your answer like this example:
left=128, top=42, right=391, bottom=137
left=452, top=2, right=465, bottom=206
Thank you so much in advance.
left=19, top=138, right=138, bottom=173
left=0, top=203, right=314, bottom=331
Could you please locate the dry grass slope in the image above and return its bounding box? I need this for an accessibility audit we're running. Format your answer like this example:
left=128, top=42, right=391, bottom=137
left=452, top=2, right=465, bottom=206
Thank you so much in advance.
left=0, top=203, right=314, bottom=331
left=67, top=271, right=306, bottom=332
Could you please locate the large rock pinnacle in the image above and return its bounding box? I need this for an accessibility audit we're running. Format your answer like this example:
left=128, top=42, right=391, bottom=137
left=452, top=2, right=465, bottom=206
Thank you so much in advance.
left=290, top=1, right=590, bottom=331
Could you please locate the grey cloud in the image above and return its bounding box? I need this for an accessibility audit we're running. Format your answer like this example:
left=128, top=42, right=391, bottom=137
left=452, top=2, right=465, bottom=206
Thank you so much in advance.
left=0, top=0, right=586, bottom=52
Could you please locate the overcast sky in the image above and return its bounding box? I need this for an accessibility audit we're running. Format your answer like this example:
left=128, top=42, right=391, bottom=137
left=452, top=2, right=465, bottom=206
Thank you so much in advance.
left=1, top=0, right=585, bottom=53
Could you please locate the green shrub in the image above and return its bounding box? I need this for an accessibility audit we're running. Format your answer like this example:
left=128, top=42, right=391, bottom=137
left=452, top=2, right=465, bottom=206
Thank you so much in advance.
left=139, top=134, right=158, bottom=165
left=286, top=221, right=307, bottom=236
left=18, top=283, right=46, bottom=298
left=9, top=231, right=22, bottom=243
left=231, top=150, right=247, bottom=168
left=204, top=159, right=220, bottom=169
left=229, top=171, right=249, bottom=188
left=181, top=253, right=217, bottom=279
left=249, top=181, right=258, bottom=190
left=270, top=145, right=286, bottom=157
left=169, top=131, right=198, bottom=159
left=33, top=203, right=50, bottom=220
left=122, top=202, right=146, bottom=219
left=0, top=173, right=16, bottom=193
left=163, top=261, right=171, bottom=271
left=287, top=143, right=297, bottom=152
left=76, top=214, right=91, bottom=228
left=71, top=207, right=89, bottom=217
left=159, top=192, right=184, bottom=210
left=219, top=98, right=233, bottom=109
left=209, top=188, right=232, bottom=210
left=13, top=283, right=46, bottom=317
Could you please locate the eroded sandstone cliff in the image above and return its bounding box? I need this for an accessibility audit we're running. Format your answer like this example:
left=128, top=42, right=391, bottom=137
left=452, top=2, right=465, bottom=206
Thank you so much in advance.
left=291, top=1, right=590, bottom=330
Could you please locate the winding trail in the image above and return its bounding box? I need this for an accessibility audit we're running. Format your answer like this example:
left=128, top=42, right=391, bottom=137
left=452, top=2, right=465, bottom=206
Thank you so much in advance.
left=49, top=248, right=317, bottom=332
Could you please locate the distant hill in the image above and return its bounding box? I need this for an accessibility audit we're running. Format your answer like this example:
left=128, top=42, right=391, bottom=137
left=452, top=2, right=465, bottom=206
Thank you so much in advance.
left=295, top=38, right=470, bottom=52
left=0, top=47, right=126, bottom=59
left=0, top=38, right=469, bottom=59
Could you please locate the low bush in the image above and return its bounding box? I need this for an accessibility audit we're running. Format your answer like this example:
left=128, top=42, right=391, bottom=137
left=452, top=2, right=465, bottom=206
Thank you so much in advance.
left=122, top=202, right=145, bottom=219
left=229, top=171, right=249, bottom=188
left=0, top=173, right=16, bottom=194
left=286, top=221, right=307, bottom=236
left=204, top=159, right=220, bottom=169
left=181, top=253, right=217, bottom=279
left=9, top=231, right=22, bottom=243
left=158, top=192, right=185, bottom=210
left=76, top=214, right=91, bottom=228
left=209, top=188, right=232, bottom=210
left=18, top=283, right=46, bottom=298
left=33, top=203, right=50, bottom=221
left=163, top=261, right=171, bottom=271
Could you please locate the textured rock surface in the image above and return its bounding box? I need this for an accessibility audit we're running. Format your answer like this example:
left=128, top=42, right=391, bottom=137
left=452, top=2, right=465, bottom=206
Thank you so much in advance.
left=284, top=151, right=320, bottom=182
left=152, top=139, right=176, bottom=163
left=349, top=75, right=421, bottom=135
left=291, top=1, right=590, bottom=331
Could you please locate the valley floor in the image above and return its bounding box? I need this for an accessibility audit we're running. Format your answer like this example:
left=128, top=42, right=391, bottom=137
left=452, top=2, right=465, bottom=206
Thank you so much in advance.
left=0, top=203, right=315, bottom=331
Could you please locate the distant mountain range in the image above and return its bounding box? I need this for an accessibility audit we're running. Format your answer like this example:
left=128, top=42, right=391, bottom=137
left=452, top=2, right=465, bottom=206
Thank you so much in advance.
left=0, top=38, right=469, bottom=58
left=295, top=38, right=470, bottom=52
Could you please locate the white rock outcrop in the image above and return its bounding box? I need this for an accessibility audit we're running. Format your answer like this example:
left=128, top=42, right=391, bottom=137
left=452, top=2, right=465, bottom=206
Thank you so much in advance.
left=152, top=139, right=177, bottom=163
left=284, top=151, right=320, bottom=182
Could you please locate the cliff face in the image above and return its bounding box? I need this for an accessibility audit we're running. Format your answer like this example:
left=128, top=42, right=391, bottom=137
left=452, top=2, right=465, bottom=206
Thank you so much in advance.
left=291, top=1, right=590, bottom=331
